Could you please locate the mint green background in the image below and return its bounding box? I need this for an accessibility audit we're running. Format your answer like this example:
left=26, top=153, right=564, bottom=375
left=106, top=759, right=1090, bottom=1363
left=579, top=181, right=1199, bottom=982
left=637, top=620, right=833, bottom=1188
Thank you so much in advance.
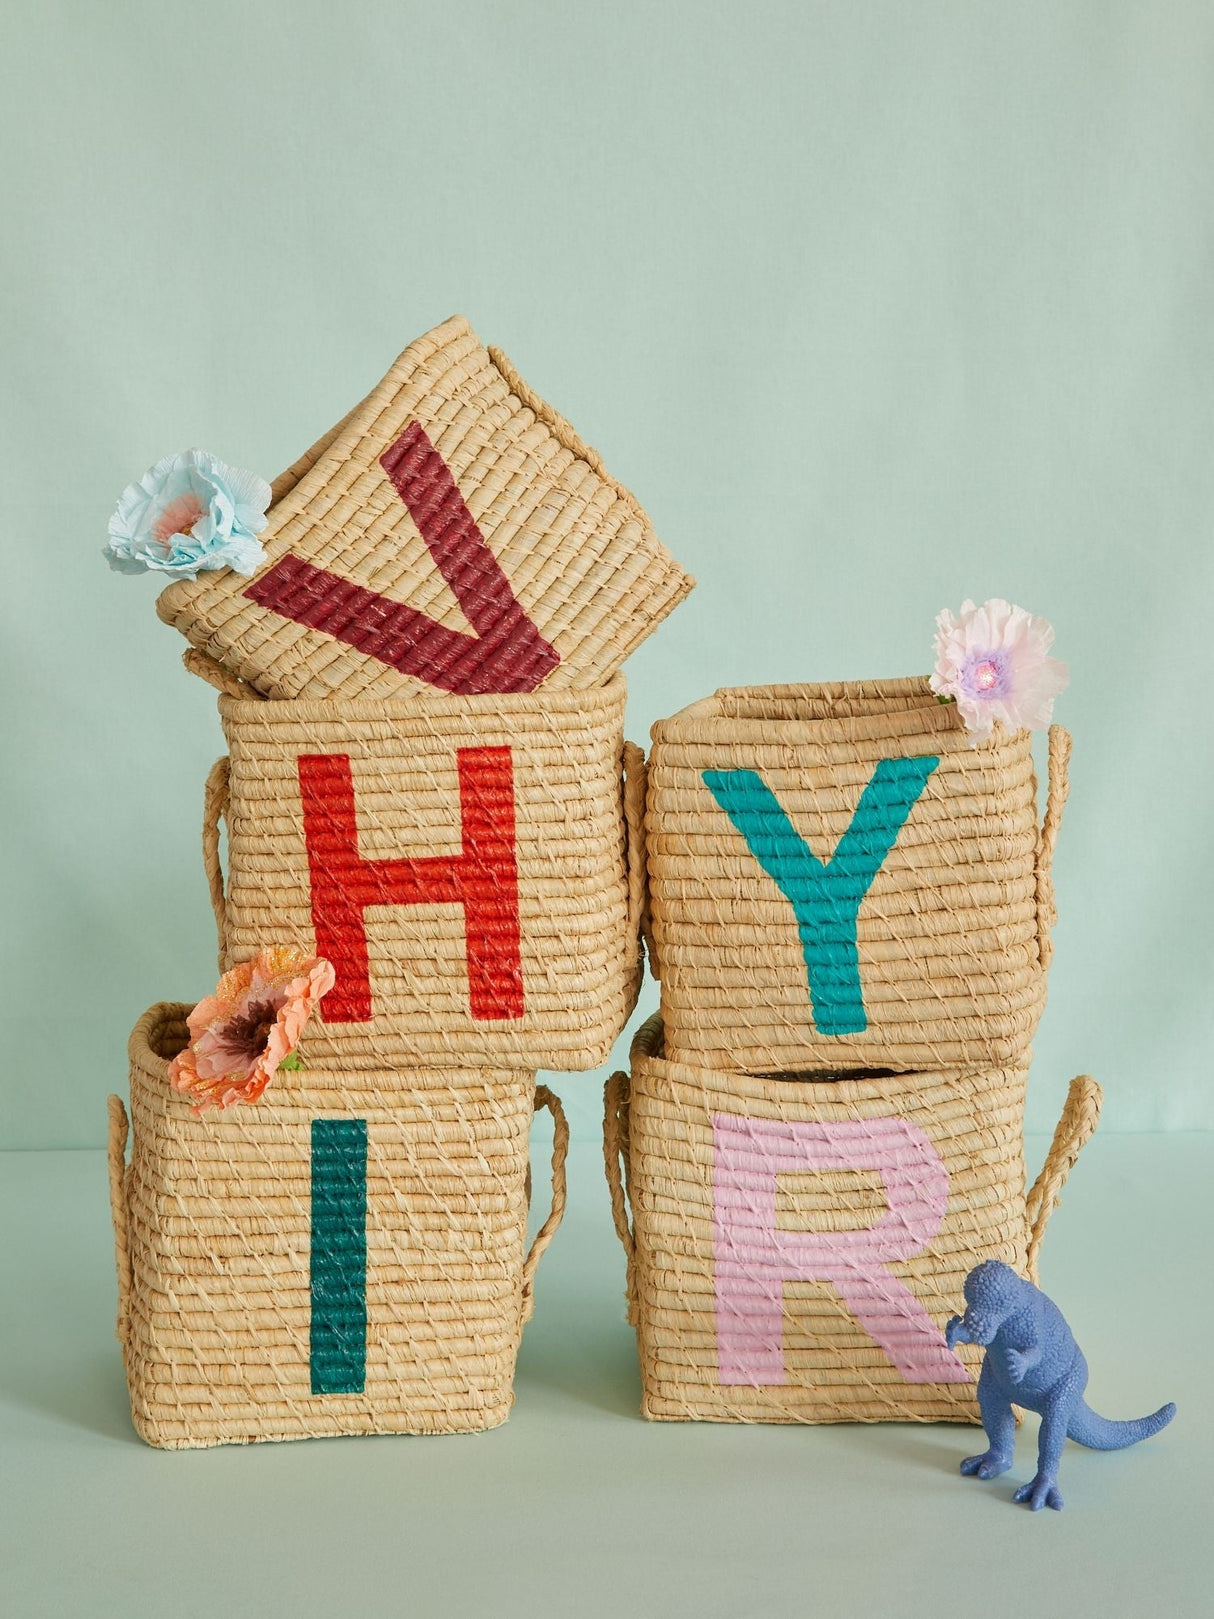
left=1, top=12, right=1209, bottom=1615
left=3, top=0, right=1213, bottom=1146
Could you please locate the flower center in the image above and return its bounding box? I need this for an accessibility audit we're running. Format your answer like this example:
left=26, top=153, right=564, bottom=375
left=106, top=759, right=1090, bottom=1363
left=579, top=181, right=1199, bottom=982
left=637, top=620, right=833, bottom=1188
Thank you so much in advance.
left=152, top=491, right=205, bottom=545
left=218, top=999, right=279, bottom=1060
left=973, top=660, right=999, bottom=692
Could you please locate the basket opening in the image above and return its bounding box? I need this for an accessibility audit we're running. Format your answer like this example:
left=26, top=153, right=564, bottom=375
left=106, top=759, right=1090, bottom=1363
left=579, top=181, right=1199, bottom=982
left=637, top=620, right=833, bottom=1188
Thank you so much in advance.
left=755, top=1066, right=900, bottom=1084
left=148, top=1012, right=191, bottom=1063
left=714, top=680, right=937, bottom=724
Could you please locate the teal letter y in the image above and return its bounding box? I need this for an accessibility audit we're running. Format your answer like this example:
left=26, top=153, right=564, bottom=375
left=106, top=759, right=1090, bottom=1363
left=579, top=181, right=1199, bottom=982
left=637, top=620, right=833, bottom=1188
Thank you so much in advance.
left=702, top=757, right=938, bottom=1036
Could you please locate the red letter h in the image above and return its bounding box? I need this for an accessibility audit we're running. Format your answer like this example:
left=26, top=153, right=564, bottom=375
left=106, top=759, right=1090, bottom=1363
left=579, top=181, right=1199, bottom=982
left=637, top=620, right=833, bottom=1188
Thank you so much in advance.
left=298, top=747, right=524, bottom=1023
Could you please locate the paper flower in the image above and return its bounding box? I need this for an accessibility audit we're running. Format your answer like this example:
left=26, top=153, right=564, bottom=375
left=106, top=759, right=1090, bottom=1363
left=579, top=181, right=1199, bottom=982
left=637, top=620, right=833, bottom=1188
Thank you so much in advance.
left=168, top=946, right=336, bottom=1114
left=930, top=598, right=1068, bottom=742
left=105, top=449, right=272, bottom=581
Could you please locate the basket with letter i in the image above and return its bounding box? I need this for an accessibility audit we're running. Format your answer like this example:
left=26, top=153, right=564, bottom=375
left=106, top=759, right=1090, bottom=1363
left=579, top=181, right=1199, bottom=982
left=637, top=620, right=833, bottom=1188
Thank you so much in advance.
left=110, top=1004, right=568, bottom=1446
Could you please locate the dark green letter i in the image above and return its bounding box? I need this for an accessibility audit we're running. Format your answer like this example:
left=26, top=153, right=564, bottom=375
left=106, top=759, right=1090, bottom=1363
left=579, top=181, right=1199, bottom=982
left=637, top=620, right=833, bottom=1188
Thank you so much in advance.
left=310, top=1118, right=367, bottom=1395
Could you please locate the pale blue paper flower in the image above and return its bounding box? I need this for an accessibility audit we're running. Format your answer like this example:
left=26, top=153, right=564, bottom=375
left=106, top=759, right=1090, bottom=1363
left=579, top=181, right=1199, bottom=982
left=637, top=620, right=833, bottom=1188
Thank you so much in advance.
left=105, top=449, right=272, bottom=581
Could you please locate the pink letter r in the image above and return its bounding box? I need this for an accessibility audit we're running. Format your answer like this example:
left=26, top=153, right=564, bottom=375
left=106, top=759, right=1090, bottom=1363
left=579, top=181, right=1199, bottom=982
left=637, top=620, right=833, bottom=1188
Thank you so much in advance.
left=712, top=1113, right=971, bottom=1386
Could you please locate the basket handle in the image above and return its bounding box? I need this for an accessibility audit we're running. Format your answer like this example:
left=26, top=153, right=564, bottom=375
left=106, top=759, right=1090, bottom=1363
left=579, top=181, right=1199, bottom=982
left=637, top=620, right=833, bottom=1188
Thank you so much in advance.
left=107, top=1094, right=132, bottom=1349
left=603, top=1070, right=639, bottom=1324
left=622, top=741, right=652, bottom=969
left=521, top=1084, right=569, bottom=1320
left=1024, top=1073, right=1103, bottom=1283
left=203, top=756, right=231, bottom=970
left=1036, top=725, right=1072, bottom=970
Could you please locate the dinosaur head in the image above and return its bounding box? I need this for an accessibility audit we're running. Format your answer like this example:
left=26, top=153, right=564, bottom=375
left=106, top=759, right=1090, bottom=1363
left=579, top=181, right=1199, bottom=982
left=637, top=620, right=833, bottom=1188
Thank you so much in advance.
left=956, top=1260, right=1025, bottom=1345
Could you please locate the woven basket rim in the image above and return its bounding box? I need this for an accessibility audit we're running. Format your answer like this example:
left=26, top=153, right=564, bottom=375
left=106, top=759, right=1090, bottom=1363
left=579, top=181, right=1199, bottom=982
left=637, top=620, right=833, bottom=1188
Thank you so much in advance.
left=216, top=671, right=627, bottom=723
left=130, top=1002, right=190, bottom=1065
left=629, top=1015, right=1031, bottom=1102
left=649, top=676, right=1028, bottom=751
left=127, top=1002, right=535, bottom=1091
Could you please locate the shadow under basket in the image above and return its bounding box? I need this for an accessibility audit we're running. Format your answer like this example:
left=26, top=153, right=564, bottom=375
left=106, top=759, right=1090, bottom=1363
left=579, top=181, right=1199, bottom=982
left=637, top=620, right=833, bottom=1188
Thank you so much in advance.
left=604, top=1015, right=1101, bottom=1425
left=109, top=1004, right=567, bottom=1449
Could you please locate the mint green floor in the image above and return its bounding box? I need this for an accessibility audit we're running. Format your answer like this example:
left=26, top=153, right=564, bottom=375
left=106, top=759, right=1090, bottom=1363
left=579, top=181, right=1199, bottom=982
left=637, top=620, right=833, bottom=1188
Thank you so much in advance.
left=1, top=1126, right=1209, bottom=1618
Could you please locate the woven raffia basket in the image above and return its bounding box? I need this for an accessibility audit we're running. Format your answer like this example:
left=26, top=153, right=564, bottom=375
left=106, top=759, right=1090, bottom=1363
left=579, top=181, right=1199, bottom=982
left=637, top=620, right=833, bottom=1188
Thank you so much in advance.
left=156, top=315, right=694, bottom=701
left=604, top=1016, right=1100, bottom=1425
left=646, top=679, right=1071, bottom=1072
left=109, top=1004, right=568, bottom=1448
left=201, top=675, right=645, bottom=1070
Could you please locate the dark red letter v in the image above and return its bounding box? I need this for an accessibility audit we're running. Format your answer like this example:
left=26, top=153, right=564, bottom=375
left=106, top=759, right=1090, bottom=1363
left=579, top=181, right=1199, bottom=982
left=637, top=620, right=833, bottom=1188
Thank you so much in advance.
left=244, top=421, right=560, bottom=694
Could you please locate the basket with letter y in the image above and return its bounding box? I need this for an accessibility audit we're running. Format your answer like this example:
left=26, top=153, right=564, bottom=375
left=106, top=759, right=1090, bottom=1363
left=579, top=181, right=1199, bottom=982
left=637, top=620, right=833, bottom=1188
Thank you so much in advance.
left=645, top=678, right=1071, bottom=1073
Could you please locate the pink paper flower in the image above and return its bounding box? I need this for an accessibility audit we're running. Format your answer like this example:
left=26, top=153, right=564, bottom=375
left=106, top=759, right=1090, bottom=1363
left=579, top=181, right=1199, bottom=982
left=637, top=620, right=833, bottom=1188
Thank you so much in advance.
left=930, top=598, right=1068, bottom=743
left=168, top=946, right=336, bottom=1114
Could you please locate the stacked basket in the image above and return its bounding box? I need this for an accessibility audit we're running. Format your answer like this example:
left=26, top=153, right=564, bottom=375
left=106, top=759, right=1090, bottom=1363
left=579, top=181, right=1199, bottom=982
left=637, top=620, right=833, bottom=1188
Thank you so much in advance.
left=605, top=678, right=1102, bottom=1423
left=108, top=315, right=694, bottom=1447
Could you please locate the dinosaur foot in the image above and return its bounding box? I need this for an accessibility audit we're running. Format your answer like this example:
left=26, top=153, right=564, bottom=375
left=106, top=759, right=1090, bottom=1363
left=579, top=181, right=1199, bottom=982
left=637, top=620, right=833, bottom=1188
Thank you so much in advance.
left=1012, top=1474, right=1064, bottom=1512
left=959, top=1451, right=1012, bottom=1480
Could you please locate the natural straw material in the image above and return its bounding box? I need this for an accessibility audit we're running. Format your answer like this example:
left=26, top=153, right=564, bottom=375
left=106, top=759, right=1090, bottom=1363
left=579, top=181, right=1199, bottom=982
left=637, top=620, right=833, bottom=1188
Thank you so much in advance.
left=156, top=315, right=694, bottom=701
left=205, top=676, right=644, bottom=1070
left=110, top=1004, right=567, bottom=1449
left=604, top=1015, right=1100, bottom=1425
left=647, top=680, right=1071, bottom=1072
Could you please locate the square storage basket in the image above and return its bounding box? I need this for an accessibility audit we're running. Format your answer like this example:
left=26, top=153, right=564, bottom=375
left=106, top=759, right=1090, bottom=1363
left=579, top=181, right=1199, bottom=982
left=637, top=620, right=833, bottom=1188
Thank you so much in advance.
left=156, top=314, right=694, bottom=701
left=604, top=1016, right=1099, bottom=1425
left=109, top=1003, right=567, bottom=1448
left=646, top=679, right=1071, bottom=1072
left=204, top=675, right=645, bottom=1070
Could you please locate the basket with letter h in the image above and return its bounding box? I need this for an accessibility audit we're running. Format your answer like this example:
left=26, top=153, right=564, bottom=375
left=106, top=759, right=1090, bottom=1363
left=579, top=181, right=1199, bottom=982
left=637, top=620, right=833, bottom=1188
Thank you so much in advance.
left=199, top=674, right=646, bottom=1071
left=109, top=1004, right=568, bottom=1448
left=604, top=1016, right=1101, bottom=1425
left=645, top=678, right=1071, bottom=1073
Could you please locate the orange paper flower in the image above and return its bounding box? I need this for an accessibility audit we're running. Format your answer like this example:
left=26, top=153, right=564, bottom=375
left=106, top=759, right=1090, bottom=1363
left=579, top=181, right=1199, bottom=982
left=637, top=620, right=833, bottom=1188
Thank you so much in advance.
left=168, top=946, right=336, bottom=1114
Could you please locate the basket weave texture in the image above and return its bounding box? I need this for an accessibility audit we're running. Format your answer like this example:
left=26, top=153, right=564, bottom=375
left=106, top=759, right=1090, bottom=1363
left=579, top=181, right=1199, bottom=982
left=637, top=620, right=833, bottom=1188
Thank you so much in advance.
left=205, top=676, right=645, bottom=1070
left=646, top=679, right=1070, bottom=1072
left=110, top=1004, right=567, bottom=1449
left=604, top=1016, right=1101, bottom=1425
left=156, top=315, right=694, bottom=701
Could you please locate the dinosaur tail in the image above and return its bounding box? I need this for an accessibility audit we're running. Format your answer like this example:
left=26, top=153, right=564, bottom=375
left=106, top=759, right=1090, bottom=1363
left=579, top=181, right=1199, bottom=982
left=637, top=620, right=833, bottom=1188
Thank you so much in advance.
left=1066, top=1398, right=1176, bottom=1451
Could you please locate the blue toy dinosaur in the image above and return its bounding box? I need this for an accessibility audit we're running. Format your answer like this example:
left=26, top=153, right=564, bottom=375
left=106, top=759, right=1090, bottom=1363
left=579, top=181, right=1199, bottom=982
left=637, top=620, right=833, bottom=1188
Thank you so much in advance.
left=945, top=1260, right=1175, bottom=1511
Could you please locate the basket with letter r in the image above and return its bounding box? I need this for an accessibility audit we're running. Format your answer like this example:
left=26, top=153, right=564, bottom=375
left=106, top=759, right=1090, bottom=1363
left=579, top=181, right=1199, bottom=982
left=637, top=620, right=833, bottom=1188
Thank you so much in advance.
left=604, top=1015, right=1101, bottom=1424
